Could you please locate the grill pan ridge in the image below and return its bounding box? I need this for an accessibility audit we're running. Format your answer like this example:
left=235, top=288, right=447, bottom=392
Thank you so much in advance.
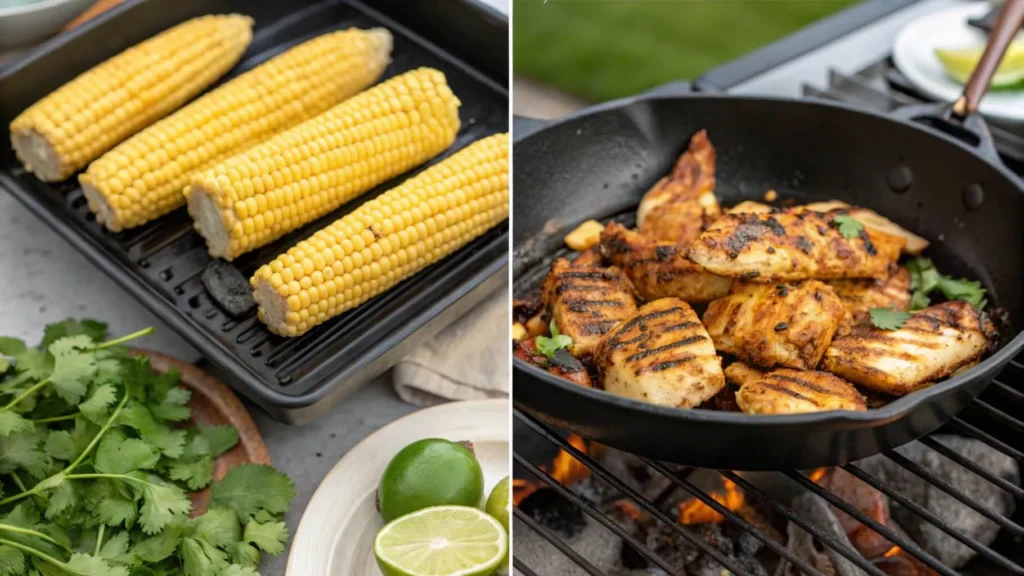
left=0, top=0, right=509, bottom=423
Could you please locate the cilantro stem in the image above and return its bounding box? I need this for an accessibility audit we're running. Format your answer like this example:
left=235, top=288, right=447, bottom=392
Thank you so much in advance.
left=65, top=386, right=129, bottom=475
left=0, top=537, right=68, bottom=571
left=92, top=327, right=154, bottom=351
left=9, top=472, right=26, bottom=493
left=31, top=413, right=78, bottom=424
left=94, top=524, right=104, bottom=556
left=1, top=378, right=50, bottom=411
left=0, top=522, right=70, bottom=551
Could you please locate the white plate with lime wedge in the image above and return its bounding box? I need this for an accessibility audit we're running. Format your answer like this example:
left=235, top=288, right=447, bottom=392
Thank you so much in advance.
left=286, top=399, right=510, bottom=576
left=893, top=2, right=1024, bottom=123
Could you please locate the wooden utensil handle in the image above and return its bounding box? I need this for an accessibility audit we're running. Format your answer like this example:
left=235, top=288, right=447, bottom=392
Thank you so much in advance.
left=954, top=0, right=1024, bottom=117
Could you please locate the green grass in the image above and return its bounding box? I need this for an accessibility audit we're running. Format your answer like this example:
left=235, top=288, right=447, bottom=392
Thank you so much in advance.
left=513, top=0, right=859, bottom=102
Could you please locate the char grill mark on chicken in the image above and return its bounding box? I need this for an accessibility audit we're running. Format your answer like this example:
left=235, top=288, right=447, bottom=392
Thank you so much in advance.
left=829, top=266, right=912, bottom=334
left=703, top=280, right=846, bottom=370
left=735, top=368, right=866, bottom=414
left=823, top=300, right=996, bottom=396
left=542, top=258, right=637, bottom=358
left=688, top=210, right=905, bottom=281
left=600, top=221, right=732, bottom=303
left=596, top=298, right=724, bottom=408
left=636, top=130, right=722, bottom=245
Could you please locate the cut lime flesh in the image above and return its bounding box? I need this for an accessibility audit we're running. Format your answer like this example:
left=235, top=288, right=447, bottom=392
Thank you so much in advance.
left=374, top=505, right=509, bottom=576
left=935, top=42, right=1024, bottom=87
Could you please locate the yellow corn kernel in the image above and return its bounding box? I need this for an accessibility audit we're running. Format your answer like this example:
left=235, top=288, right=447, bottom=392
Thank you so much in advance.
left=252, top=133, right=509, bottom=337
left=187, top=67, right=461, bottom=261
left=10, top=15, right=253, bottom=182
left=80, top=28, right=393, bottom=232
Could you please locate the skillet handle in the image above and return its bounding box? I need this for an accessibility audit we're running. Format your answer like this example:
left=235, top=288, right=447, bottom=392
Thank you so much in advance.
left=952, top=0, right=1024, bottom=118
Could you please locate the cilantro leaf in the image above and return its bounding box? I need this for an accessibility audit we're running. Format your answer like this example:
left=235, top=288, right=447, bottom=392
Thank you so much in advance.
left=79, top=384, right=118, bottom=424
left=129, top=473, right=192, bottom=534
left=41, top=320, right=107, bottom=349
left=535, top=320, right=573, bottom=359
left=48, top=336, right=97, bottom=405
left=200, top=425, right=239, bottom=458
left=150, top=387, right=191, bottom=422
left=193, top=507, right=240, bottom=548
left=96, top=433, right=160, bottom=475
left=45, top=480, right=76, bottom=520
left=833, top=214, right=864, bottom=239
left=97, top=531, right=130, bottom=561
left=181, top=537, right=229, bottom=576
left=906, top=257, right=987, bottom=310
left=937, top=276, right=987, bottom=309
left=0, top=545, right=24, bottom=576
left=244, top=519, right=288, bottom=555
left=169, top=458, right=214, bottom=491
left=44, top=431, right=76, bottom=461
left=910, top=290, right=931, bottom=312
left=132, top=525, right=184, bottom=563
left=222, top=565, right=260, bottom=576
left=228, top=542, right=260, bottom=568
left=0, top=431, right=50, bottom=478
left=63, top=553, right=128, bottom=576
left=118, top=403, right=186, bottom=459
left=0, top=339, right=25, bottom=359
left=869, top=308, right=911, bottom=330
left=211, top=464, right=296, bottom=522
left=0, top=412, right=32, bottom=438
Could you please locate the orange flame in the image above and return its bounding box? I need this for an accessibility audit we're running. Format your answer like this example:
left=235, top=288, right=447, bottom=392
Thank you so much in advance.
left=513, top=434, right=591, bottom=507
left=677, top=478, right=745, bottom=524
left=612, top=499, right=642, bottom=521
left=809, top=468, right=828, bottom=483
left=883, top=546, right=901, bottom=559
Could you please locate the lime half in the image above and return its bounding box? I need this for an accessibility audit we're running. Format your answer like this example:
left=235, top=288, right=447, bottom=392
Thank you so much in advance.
left=935, top=41, right=1024, bottom=88
left=374, top=506, right=509, bottom=576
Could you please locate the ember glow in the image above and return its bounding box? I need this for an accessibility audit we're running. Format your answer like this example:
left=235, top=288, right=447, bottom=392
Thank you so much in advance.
left=513, top=434, right=591, bottom=506
left=809, top=468, right=828, bottom=482
left=883, top=546, right=901, bottom=558
left=612, top=499, right=642, bottom=521
left=677, top=478, right=745, bottom=524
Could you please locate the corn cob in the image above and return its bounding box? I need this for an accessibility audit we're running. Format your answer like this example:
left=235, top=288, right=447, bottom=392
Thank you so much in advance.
left=252, top=133, right=509, bottom=337
left=186, top=67, right=462, bottom=260
left=10, top=15, right=253, bottom=182
left=78, top=28, right=393, bottom=232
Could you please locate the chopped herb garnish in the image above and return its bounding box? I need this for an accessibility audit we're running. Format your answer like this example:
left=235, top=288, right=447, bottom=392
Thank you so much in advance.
left=869, top=308, right=912, bottom=330
left=536, top=320, right=573, bottom=359
left=906, top=257, right=986, bottom=311
left=833, top=214, right=864, bottom=239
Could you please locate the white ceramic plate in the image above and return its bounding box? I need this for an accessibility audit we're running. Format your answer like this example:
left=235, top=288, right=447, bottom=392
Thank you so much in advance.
left=0, top=0, right=93, bottom=48
left=286, top=399, right=510, bottom=575
left=892, top=2, right=1024, bottom=123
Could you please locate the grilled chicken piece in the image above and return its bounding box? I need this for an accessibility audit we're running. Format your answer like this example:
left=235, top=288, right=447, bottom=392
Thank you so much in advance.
left=636, top=130, right=721, bottom=244
left=823, top=301, right=996, bottom=396
left=802, top=201, right=928, bottom=255
left=541, top=258, right=637, bottom=358
left=688, top=210, right=904, bottom=281
left=735, top=368, right=866, bottom=414
left=600, top=222, right=732, bottom=303
left=513, top=339, right=593, bottom=388
left=570, top=247, right=605, bottom=267
left=703, top=280, right=846, bottom=370
left=596, top=298, right=724, bottom=408
left=728, top=200, right=775, bottom=215
left=829, top=266, right=912, bottom=334
left=724, top=361, right=765, bottom=388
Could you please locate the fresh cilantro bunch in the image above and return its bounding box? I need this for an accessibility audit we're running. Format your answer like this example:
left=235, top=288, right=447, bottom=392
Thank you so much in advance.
left=0, top=320, right=295, bottom=576
left=907, top=258, right=987, bottom=311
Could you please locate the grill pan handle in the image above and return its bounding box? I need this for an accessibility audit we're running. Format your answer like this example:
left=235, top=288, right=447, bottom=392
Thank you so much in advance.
left=890, top=0, right=1024, bottom=166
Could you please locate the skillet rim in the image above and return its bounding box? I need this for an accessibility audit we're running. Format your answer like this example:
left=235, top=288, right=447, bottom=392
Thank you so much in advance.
left=512, top=91, right=1024, bottom=427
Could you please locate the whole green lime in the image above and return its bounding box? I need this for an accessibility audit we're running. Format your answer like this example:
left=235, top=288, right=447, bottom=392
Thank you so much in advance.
left=377, top=438, right=484, bottom=522
left=486, top=476, right=510, bottom=532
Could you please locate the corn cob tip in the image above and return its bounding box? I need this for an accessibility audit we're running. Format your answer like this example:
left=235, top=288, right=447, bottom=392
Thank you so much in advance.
left=79, top=175, right=119, bottom=231
left=189, top=185, right=234, bottom=260
left=10, top=129, right=64, bottom=182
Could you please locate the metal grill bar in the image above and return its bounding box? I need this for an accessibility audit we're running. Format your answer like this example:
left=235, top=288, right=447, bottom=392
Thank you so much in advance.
left=883, top=451, right=1024, bottom=536
left=720, top=471, right=888, bottom=576
left=948, top=418, right=1024, bottom=461
left=514, top=507, right=608, bottom=576
left=640, top=457, right=827, bottom=576
left=841, top=463, right=1024, bottom=575
left=514, top=558, right=542, bottom=576
left=785, top=471, right=958, bottom=576
left=969, top=400, right=1024, bottom=434
left=513, top=453, right=687, bottom=576
left=515, top=411, right=752, bottom=575
left=916, top=436, right=1024, bottom=499
left=990, top=379, right=1024, bottom=404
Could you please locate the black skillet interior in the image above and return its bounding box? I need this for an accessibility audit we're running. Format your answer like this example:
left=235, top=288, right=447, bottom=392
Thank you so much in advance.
left=512, top=94, right=1024, bottom=470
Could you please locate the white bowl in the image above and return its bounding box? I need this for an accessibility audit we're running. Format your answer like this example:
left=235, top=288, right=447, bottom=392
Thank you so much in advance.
left=286, top=399, right=510, bottom=575
left=0, top=0, right=94, bottom=48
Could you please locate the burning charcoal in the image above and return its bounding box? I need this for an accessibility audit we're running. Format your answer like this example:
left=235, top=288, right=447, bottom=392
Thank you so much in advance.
left=876, top=552, right=941, bottom=576
left=201, top=260, right=256, bottom=317
left=519, top=488, right=586, bottom=538
left=857, top=435, right=1020, bottom=568
left=513, top=513, right=624, bottom=576
left=736, top=531, right=764, bottom=557
left=595, top=446, right=676, bottom=503
left=777, top=493, right=869, bottom=576
left=821, top=467, right=900, bottom=559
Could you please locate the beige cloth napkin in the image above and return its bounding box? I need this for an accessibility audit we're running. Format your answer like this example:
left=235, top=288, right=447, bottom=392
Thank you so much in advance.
left=392, top=286, right=510, bottom=406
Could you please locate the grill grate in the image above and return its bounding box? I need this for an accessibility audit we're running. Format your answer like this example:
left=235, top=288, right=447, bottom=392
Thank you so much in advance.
left=513, top=54, right=1024, bottom=576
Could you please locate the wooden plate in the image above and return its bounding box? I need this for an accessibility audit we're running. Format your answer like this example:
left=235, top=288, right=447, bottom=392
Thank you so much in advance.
left=137, top=348, right=270, bottom=515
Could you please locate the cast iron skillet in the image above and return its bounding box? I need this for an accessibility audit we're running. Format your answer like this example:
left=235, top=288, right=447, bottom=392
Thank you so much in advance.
left=512, top=1, right=1024, bottom=470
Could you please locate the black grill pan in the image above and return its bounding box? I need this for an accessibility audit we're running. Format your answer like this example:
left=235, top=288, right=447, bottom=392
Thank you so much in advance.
left=0, top=0, right=508, bottom=424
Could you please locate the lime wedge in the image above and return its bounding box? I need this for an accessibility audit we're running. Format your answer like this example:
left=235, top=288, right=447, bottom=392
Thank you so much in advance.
left=935, top=41, right=1024, bottom=88
left=485, top=477, right=511, bottom=575
left=374, top=505, right=509, bottom=576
